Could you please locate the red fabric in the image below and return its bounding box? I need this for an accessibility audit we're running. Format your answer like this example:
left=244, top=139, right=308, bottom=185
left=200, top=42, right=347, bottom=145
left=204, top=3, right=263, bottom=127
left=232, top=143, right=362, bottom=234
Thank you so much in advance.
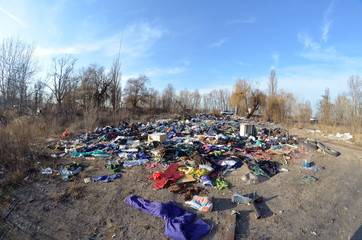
left=153, top=163, right=184, bottom=190
left=60, top=129, right=68, bottom=138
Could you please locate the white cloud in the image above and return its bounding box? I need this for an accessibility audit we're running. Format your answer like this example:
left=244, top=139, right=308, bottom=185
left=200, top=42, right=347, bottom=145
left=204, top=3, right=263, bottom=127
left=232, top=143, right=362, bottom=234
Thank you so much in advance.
left=121, top=21, right=165, bottom=58
left=209, top=37, right=228, bottom=48
left=35, top=46, right=80, bottom=56
left=237, top=61, right=251, bottom=66
left=272, top=52, right=279, bottom=67
left=298, top=32, right=320, bottom=50
left=322, top=0, right=337, bottom=42
left=322, top=21, right=332, bottom=42
left=145, top=66, right=187, bottom=77
left=0, top=6, right=29, bottom=27
left=227, top=17, right=256, bottom=25
left=35, top=20, right=166, bottom=60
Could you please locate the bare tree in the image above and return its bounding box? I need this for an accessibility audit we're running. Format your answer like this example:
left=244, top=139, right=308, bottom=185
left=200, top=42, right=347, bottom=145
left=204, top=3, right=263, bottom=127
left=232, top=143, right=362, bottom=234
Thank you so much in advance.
left=229, top=79, right=264, bottom=118
left=347, top=75, right=361, bottom=130
left=0, top=37, right=37, bottom=108
left=123, top=74, right=149, bottom=113
left=177, top=89, right=192, bottom=112
left=348, top=76, right=361, bottom=118
left=109, top=56, right=122, bottom=112
left=265, top=69, right=279, bottom=121
left=33, top=80, right=45, bottom=113
left=147, top=87, right=160, bottom=112
left=161, top=83, right=175, bottom=113
left=190, top=89, right=201, bottom=111
left=317, top=88, right=333, bottom=125
left=46, top=56, right=77, bottom=111
left=294, top=100, right=312, bottom=126
left=333, top=94, right=351, bottom=125
left=268, top=69, right=277, bottom=98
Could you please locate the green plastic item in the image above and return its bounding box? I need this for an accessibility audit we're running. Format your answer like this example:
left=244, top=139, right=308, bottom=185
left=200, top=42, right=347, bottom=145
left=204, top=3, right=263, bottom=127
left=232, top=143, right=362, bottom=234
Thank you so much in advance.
left=72, top=150, right=105, bottom=157
left=252, top=166, right=265, bottom=176
left=301, top=176, right=317, bottom=183
left=106, top=163, right=123, bottom=172
left=214, top=177, right=229, bottom=190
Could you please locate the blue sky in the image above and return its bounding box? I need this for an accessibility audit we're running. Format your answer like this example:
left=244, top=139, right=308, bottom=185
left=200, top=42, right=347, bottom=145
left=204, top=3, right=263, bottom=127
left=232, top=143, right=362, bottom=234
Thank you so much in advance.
left=1, top=0, right=362, bottom=113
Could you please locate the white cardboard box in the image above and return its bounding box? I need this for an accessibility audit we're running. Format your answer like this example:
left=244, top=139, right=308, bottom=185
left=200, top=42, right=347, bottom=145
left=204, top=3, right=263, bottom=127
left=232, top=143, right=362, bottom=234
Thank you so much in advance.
left=240, top=124, right=256, bottom=137
left=148, top=133, right=167, bottom=143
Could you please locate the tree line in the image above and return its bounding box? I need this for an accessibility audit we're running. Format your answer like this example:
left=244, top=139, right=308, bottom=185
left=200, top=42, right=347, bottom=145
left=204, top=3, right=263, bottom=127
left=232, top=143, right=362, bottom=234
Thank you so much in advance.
left=0, top=37, right=361, bottom=132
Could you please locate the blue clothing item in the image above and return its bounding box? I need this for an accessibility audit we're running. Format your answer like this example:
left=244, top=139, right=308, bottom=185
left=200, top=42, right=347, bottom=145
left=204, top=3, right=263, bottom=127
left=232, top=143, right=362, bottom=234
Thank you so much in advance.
left=93, top=174, right=121, bottom=182
left=123, top=159, right=149, bottom=167
left=125, top=195, right=211, bottom=240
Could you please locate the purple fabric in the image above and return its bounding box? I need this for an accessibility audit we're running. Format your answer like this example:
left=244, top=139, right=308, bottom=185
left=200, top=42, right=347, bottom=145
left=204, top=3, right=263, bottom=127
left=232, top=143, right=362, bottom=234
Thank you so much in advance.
left=93, top=173, right=121, bottom=182
left=125, top=195, right=212, bottom=240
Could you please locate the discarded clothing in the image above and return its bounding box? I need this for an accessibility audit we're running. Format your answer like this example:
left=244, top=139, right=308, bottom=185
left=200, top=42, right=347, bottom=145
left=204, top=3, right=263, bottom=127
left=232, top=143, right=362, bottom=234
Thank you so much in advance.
left=105, top=163, right=123, bottom=172
left=60, top=163, right=82, bottom=181
left=93, top=174, right=121, bottom=182
left=153, top=163, right=185, bottom=190
left=123, top=159, right=149, bottom=167
left=125, top=195, right=211, bottom=240
left=200, top=175, right=213, bottom=187
left=72, top=150, right=108, bottom=158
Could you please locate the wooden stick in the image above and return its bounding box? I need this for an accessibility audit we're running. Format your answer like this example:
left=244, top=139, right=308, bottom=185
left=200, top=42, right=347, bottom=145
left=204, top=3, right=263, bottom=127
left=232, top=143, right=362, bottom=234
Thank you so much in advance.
left=225, top=212, right=237, bottom=240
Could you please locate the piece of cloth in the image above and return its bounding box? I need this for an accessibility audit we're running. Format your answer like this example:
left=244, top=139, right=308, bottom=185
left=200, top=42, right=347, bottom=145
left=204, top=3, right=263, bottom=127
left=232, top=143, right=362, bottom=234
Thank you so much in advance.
left=200, top=175, right=213, bottom=187
left=125, top=195, right=211, bottom=240
left=93, top=174, right=121, bottom=182
left=60, top=163, right=82, bottom=181
left=153, top=163, right=185, bottom=190
left=123, top=159, right=149, bottom=167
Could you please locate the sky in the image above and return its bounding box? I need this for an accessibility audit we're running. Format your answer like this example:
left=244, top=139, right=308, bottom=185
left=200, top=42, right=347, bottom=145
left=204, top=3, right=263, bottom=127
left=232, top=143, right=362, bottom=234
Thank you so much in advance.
left=0, top=0, right=362, bottom=114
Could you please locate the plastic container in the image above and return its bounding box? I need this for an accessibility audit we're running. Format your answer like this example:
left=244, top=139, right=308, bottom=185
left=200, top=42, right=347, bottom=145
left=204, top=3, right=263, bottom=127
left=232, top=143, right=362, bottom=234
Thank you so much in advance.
left=231, top=192, right=252, bottom=203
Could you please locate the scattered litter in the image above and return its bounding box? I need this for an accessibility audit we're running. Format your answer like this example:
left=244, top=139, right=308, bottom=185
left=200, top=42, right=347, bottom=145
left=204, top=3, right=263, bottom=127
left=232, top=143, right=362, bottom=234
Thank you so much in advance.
left=214, top=177, right=229, bottom=190
left=241, top=172, right=268, bottom=184
left=185, top=195, right=213, bottom=212
left=301, top=176, right=317, bottom=183
left=41, top=168, right=53, bottom=174
left=93, top=174, right=121, bottom=182
left=200, top=175, right=213, bottom=187
left=84, top=178, right=91, bottom=183
left=60, top=163, right=82, bottom=181
left=231, top=192, right=252, bottom=203
left=328, top=132, right=353, bottom=141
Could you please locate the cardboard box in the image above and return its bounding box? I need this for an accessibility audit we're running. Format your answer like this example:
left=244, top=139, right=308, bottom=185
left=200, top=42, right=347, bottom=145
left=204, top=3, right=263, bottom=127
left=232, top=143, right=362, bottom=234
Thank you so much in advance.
left=240, top=124, right=256, bottom=137
left=148, top=133, right=167, bottom=143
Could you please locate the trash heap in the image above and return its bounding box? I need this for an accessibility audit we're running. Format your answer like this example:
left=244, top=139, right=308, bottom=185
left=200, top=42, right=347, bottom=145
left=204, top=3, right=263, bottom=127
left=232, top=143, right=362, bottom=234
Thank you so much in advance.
left=54, top=119, right=294, bottom=183
left=46, top=116, right=339, bottom=239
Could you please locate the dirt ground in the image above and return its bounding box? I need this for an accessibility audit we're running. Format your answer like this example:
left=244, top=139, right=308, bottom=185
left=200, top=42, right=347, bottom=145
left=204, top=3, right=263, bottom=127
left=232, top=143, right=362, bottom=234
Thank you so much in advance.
left=0, top=127, right=361, bottom=240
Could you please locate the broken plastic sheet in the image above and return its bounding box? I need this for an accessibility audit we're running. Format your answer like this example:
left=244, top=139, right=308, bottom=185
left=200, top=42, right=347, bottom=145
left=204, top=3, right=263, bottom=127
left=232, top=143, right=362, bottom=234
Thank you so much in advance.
left=125, top=195, right=211, bottom=240
left=268, top=144, right=297, bottom=155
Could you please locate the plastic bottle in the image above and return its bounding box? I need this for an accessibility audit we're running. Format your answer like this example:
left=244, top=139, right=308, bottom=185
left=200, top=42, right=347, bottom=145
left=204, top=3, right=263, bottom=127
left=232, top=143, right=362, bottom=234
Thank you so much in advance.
left=231, top=192, right=252, bottom=203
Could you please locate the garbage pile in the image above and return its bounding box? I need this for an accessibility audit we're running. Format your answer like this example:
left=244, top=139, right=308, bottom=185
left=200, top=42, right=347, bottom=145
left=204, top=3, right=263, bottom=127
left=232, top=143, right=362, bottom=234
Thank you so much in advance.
left=42, top=116, right=339, bottom=239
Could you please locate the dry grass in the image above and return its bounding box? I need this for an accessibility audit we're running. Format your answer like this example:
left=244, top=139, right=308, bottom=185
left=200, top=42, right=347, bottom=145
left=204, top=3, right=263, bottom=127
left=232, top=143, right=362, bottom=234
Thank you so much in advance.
left=51, top=177, right=85, bottom=203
